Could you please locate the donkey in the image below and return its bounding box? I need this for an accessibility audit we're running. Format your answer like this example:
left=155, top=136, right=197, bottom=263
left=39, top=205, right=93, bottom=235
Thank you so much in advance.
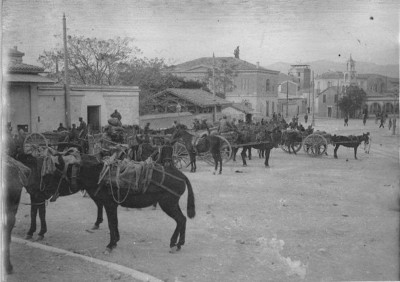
left=331, top=132, right=370, bottom=159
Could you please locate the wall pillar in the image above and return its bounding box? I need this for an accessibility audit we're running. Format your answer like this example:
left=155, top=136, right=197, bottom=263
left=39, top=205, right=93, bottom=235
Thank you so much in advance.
left=29, top=84, right=39, bottom=132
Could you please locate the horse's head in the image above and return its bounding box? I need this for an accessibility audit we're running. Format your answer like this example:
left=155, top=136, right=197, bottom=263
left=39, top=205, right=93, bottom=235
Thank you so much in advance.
left=361, top=132, right=370, bottom=144
left=40, top=151, right=82, bottom=197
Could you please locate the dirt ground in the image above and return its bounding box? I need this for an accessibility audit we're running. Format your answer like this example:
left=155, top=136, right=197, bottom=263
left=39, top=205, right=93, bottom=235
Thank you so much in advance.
left=3, top=118, right=400, bottom=282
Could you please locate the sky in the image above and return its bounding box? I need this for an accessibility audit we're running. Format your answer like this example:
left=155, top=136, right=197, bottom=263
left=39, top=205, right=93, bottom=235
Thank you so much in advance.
left=2, top=0, right=399, bottom=68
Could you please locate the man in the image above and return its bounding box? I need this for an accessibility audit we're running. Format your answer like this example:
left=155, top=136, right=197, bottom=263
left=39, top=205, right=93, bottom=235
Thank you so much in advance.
left=218, top=115, right=233, bottom=134
left=111, top=109, right=122, bottom=121
left=193, top=119, right=201, bottom=131
left=77, top=117, right=88, bottom=138
left=144, top=123, right=151, bottom=135
left=69, top=124, right=78, bottom=141
left=304, top=113, right=308, bottom=124
left=57, top=123, right=67, bottom=132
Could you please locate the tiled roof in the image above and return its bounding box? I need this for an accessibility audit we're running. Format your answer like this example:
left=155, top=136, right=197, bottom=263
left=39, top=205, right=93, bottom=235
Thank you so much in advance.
left=5, top=73, right=55, bottom=83
left=8, top=63, right=45, bottom=74
left=166, top=57, right=279, bottom=73
left=155, top=88, right=232, bottom=107
left=316, top=71, right=344, bottom=80
left=229, top=103, right=256, bottom=114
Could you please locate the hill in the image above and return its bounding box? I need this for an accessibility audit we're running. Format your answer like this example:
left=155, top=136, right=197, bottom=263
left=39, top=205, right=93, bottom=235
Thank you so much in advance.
left=266, top=60, right=399, bottom=78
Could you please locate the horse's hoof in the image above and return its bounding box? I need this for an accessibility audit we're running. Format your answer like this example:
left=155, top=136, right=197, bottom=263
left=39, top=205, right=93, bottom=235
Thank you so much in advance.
left=169, top=246, right=180, bottom=253
left=213, top=171, right=216, bottom=175
left=36, top=235, right=44, bottom=241
left=218, top=171, right=222, bottom=175
left=91, top=225, right=99, bottom=230
left=6, top=265, right=13, bottom=274
left=25, top=234, right=33, bottom=240
left=103, top=248, right=112, bottom=255
left=242, top=164, right=247, bottom=167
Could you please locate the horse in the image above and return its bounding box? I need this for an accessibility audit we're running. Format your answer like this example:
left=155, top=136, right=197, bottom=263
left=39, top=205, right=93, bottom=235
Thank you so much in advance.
left=252, top=128, right=282, bottom=167
left=281, top=126, right=313, bottom=154
left=43, top=154, right=196, bottom=253
left=331, top=132, right=370, bottom=159
left=3, top=156, right=31, bottom=274
left=171, top=128, right=222, bottom=174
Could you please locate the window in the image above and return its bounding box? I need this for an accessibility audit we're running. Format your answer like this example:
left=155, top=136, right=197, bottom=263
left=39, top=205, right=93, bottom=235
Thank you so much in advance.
left=323, top=95, right=326, bottom=103
left=328, top=81, right=332, bottom=88
left=297, top=72, right=301, bottom=77
left=334, top=94, right=338, bottom=102
left=241, top=78, right=250, bottom=90
left=266, top=79, right=270, bottom=91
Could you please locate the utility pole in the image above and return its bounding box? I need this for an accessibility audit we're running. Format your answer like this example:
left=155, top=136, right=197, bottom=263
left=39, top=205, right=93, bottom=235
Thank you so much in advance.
left=312, top=71, right=315, bottom=126
left=63, top=13, right=71, bottom=128
left=286, top=75, right=289, bottom=118
left=336, top=79, right=339, bottom=118
left=212, top=53, right=216, bottom=123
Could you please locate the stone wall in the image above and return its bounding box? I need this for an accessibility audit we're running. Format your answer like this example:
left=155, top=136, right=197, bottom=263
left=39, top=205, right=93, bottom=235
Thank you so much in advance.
left=37, top=85, right=139, bottom=132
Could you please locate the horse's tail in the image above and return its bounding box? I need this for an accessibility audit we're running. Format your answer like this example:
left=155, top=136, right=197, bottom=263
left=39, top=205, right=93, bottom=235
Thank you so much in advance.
left=183, top=174, right=195, bottom=218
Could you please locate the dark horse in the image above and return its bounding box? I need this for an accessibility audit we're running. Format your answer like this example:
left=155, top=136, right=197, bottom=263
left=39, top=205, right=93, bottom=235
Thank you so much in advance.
left=331, top=132, right=370, bottom=159
left=44, top=154, right=195, bottom=253
left=171, top=128, right=223, bottom=174
left=281, top=127, right=313, bottom=154
left=15, top=150, right=86, bottom=240
left=232, top=127, right=281, bottom=167
left=3, top=156, right=31, bottom=274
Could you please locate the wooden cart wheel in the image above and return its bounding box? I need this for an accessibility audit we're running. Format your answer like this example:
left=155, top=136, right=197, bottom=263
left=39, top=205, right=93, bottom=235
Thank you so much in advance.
left=303, top=134, right=328, bottom=157
left=200, top=135, right=232, bottom=165
left=280, top=141, right=302, bottom=153
left=23, top=133, right=48, bottom=157
left=173, top=142, right=190, bottom=169
left=218, top=135, right=232, bottom=163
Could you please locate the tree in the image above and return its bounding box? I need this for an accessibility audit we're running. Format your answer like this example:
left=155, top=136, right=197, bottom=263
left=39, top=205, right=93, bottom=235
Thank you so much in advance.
left=338, top=85, right=367, bottom=118
left=204, top=58, right=237, bottom=99
left=38, top=35, right=140, bottom=85
left=118, top=57, right=208, bottom=114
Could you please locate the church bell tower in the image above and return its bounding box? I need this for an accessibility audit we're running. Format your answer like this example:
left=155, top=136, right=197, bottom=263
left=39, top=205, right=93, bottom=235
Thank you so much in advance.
left=344, top=54, right=357, bottom=86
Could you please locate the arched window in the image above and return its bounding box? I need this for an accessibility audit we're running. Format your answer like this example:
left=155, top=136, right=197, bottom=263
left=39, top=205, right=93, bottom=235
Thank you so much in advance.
left=266, top=79, right=270, bottom=91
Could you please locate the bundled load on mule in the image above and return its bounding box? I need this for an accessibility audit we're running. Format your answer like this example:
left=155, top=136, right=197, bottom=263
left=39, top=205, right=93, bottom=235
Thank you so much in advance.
left=99, top=156, right=155, bottom=198
left=103, top=117, right=125, bottom=143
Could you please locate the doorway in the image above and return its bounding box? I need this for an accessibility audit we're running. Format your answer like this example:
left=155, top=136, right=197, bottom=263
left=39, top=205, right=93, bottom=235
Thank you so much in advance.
left=327, top=107, right=332, bottom=118
left=87, top=106, right=101, bottom=132
left=266, top=101, right=269, bottom=116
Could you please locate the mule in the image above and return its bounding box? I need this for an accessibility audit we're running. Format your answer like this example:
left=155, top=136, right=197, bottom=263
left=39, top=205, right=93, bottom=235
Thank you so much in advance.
left=44, top=154, right=195, bottom=253
left=171, top=129, right=222, bottom=174
left=331, top=132, right=370, bottom=159
left=3, top=156, right=31, bottom=274
left=15, top=149, right=106, bottom=240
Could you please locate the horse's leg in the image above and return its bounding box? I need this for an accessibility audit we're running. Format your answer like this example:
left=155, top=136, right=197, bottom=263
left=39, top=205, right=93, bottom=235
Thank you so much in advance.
left=248, top=147, right=252, bottom=160
left=232, top=147, right=237, bottom=161
left=292, top=143, right=297, bottom=155
left=158, top=199, right=187, bottom=252
left=264, top=148, right=271, bottom=167
left=213, top=152, right=218, bottom=175
left=37, top=203, right=47, bottom=240
left=218, top=153, right=222, bottom=174
left=193, top=154, right=197, bottom=173
left=26, top=200, right=38, bottom=239
left=103, top=202, right=119, bottom=253
left=189, top=152, right=195, bottom=172
left=92, top=200, right=104, bottom=230
left=241, top=147, right=247, bottom=166
left=334, top=145, right=339, bottom=159
left=5, top=187, right=22, bottom=274
left=354, top=146, right=358, bottom=160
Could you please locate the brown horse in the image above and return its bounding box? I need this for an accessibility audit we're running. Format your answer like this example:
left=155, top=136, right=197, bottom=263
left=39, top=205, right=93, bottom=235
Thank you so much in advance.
left=331, top=132, right=370, bottom=159
left=171, top=128, right=223, bottom=174
left=43, top=154, right=195, bottom=253
left=3, top=156, right=31, bottom=274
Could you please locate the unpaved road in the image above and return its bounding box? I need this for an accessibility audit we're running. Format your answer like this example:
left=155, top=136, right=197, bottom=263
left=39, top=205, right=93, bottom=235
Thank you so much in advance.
left=4, top=118, right=399, bottom=282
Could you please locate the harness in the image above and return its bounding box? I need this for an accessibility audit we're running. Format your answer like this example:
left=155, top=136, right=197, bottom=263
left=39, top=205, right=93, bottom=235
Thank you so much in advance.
left=97, top=155, right=183, bottom=203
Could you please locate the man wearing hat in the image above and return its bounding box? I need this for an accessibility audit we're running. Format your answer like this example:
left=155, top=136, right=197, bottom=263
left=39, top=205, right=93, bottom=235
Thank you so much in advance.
left=218, top=115, right=233, bottom=134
